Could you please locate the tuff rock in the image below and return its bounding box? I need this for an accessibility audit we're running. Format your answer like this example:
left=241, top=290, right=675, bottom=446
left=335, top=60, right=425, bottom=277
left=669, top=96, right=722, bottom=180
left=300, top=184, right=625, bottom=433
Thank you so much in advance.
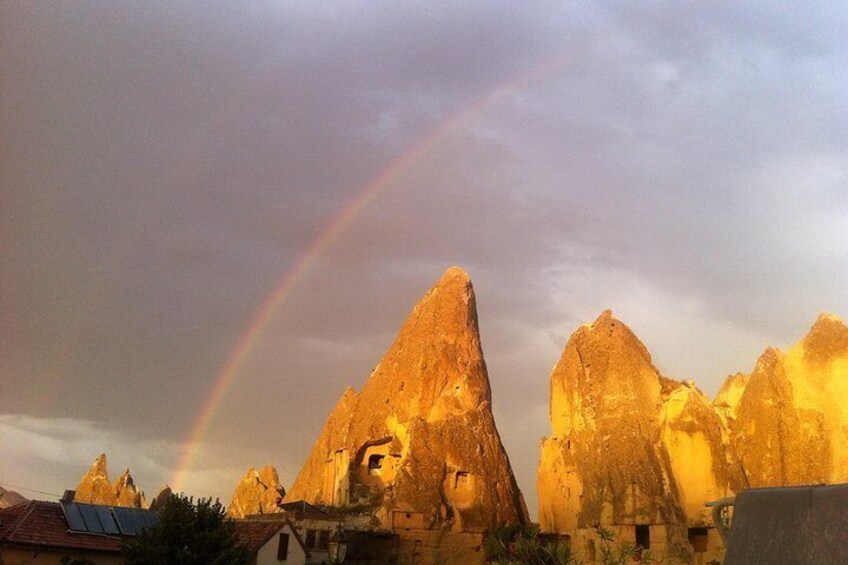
left=538, top=311, right=740, bottom=563
left=74, top=453, right=145, bottom=508
left=227, top=466, right=284, bottom=518
left=728, top=313, right=848, bottom=487
left=285, top=267, right=528, bottom=536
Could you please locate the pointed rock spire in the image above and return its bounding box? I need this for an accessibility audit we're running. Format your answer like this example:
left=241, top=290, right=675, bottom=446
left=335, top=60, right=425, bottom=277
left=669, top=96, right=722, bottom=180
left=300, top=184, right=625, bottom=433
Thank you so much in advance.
left=148, top=486, right=173, bottom=512
left=74, top=453, right=117, bottom=506
left=227, top=466, right=284, bottom=519
left=115, top=469, right=145, bottom=508
left=73, top=453, right=145, bottom=507
left=285, top=267, right=527, bottom=537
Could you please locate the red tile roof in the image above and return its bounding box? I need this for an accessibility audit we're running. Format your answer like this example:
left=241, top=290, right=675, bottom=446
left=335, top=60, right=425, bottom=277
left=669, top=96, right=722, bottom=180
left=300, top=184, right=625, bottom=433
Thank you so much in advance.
left=233, top=518, right=308, bottom=557
left=233, top=520, right=284, bottom=554
left=0, top=501, right=123, bottom=553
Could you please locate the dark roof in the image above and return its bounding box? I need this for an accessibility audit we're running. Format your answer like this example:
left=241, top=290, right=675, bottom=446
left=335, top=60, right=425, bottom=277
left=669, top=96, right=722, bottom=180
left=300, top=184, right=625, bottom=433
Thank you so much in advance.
left=278, top=500, right=338, bottom=521
left=725, top=483, right=848, bottom=565
left=0, top=501, right=123, bottom=553
left=233, top=518, right=308, bottom=557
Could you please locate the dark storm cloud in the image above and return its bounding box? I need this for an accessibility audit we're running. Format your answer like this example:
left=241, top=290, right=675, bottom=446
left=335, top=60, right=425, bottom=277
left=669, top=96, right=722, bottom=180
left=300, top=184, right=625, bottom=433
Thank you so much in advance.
left=2, top=1, right=846, bottom=516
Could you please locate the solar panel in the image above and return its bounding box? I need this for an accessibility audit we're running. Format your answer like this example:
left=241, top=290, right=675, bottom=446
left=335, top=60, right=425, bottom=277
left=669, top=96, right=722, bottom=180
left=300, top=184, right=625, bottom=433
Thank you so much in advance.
left=61, top=501, right=87, bottom=532
left=96, top=505, right=120, bottom=534
left=112, top=506, right=158, bottom=535
left=78, top=503, right=104, bottom=533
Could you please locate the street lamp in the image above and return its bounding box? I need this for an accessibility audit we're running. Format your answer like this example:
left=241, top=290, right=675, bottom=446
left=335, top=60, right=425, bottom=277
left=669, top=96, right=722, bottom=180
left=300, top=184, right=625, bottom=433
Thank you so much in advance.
left=328, top=524, right=348, bottom=564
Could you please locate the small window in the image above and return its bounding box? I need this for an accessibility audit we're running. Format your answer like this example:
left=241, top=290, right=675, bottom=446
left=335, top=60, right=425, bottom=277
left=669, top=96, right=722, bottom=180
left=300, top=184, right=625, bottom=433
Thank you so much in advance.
left=635, top=524, right=650, bottom=550
left=277, top=532, right=290, bottom=560
left=368, top=454, right=384, bottom=476
left=305, top=529, right=316, bottom=549
left=688, top=527, right=708, bottom=553
left=318, top=529, right=330, bottom=550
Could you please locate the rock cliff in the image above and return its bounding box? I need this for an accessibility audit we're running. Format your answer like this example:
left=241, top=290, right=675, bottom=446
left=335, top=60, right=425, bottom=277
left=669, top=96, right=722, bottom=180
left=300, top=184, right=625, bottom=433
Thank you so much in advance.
left=73, top=453, right=146, bottom=508
left=285, top=267, right=528, bottom=534
left=227, top=466, right=284, bottom=518
left=538, top=311, right=740, bottom=563
left=729, top=313, right=848, bottom=487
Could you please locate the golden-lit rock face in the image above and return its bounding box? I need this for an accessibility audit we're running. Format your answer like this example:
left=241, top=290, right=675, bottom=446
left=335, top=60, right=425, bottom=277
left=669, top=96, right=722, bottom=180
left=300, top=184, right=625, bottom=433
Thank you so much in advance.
left=729, top=313, right=848, bottom=487
left=74, top=453, right=146, bottom=508
left=538, top=312, right=741, bottom=562
left=285, top=267, right=528, bottom=533
left=227, top=466, right=283, bottom=518
left=659, top=382, right=745, bottom=526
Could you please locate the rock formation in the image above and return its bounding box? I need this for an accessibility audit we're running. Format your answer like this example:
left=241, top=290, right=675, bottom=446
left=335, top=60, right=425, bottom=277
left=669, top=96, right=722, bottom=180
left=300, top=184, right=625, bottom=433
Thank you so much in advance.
left=727, top=313, right=848, bottom=487
left=538, top=311, right=740, bottom=563
left=227, top=466, right=284, bottom=519
left=285, top=267, right=527, bottom=538
left=148, top=485, right=172, bottom=512
left=115, top=469, right=147, bottom=508
left=74, top=453, right=146, bottom=508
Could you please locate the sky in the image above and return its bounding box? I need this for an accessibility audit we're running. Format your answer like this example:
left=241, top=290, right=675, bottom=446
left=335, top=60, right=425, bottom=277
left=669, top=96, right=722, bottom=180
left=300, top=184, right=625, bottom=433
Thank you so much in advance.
left=1, top=1, right=846, bottom=518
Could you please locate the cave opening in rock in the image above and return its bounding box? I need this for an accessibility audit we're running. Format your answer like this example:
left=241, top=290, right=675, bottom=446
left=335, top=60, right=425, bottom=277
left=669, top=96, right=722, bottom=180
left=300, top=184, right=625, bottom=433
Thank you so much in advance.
left=368, top=454, right=385, bottom=476
left=688, top=527, right=708, bottom=553
left=635, top=524, right=650, bottom=550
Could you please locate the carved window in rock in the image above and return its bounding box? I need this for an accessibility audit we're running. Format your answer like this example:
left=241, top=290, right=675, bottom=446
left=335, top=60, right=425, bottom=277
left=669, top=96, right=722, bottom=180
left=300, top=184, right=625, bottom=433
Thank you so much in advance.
left=635, top=524, right=650, bottom=550
left=368, top=454, right=385, bottom=476
left=454, top=471, right=469, bottom=488
left=688, top=527, right=708, bottom=553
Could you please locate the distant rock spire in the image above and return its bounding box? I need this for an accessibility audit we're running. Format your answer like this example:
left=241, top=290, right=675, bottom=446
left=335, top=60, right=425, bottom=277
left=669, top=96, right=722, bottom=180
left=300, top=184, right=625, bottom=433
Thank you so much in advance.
left=73, top=453, right=145, bottom=508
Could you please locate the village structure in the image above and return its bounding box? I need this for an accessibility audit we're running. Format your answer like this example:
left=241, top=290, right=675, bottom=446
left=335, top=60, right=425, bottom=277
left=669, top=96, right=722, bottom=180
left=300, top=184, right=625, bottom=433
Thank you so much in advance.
left=2, top=268, right=847, bottom=564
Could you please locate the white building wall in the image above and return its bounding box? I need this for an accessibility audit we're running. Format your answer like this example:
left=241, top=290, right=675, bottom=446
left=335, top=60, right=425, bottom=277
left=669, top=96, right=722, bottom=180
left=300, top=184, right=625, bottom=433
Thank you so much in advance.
left=255, top=523, right=307, bottom=565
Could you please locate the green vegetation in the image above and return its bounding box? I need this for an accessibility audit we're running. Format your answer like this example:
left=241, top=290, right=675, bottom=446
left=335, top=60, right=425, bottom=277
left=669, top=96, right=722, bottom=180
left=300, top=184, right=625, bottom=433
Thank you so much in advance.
left=122, top=493, right=250, bottom=565
left=484, top=525, right=652, bottom=565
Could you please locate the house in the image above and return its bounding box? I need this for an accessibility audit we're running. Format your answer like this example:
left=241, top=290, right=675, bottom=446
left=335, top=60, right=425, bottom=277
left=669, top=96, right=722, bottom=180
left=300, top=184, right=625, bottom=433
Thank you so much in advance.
left=0, top=500, right=122, bottom=564
left=234, top=519, right=308, bottom=565
left=720, top=483, right=848, bottom=565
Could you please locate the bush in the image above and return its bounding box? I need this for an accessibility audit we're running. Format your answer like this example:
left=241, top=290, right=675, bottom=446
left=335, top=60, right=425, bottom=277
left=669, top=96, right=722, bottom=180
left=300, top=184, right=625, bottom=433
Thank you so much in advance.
left=122, top=493, right=250, bottom=565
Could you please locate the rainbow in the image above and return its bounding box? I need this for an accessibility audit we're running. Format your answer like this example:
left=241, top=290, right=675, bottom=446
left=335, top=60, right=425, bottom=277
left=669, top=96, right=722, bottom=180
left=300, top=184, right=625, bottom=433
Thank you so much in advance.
left=169, top=2, right=690, bottom=491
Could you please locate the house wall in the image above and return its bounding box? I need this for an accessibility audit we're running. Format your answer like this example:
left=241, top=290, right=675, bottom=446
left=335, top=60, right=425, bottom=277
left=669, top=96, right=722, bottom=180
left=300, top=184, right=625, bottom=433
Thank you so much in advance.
left=0, top=547, right=123, bottom=565
left=255, top=524, right=307, bottom=565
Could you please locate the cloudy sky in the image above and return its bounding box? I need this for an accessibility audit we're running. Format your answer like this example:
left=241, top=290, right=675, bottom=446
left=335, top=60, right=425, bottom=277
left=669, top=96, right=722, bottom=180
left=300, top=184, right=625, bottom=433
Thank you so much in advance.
left=2, top=1, right=846, bottom=517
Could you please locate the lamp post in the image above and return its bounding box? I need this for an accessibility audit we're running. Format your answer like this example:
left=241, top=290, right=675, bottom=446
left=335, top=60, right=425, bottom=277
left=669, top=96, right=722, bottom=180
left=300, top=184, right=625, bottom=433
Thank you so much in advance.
left=328, top=524, right=348, bottom=564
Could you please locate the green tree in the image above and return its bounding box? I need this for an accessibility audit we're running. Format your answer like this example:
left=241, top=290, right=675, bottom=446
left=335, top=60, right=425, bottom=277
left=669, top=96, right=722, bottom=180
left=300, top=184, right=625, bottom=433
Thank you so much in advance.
left=122, top=494, right=250, bottom=565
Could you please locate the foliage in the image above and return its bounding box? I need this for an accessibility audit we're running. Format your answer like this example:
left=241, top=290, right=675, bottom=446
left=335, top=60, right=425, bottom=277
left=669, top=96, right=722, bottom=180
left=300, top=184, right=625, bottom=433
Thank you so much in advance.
left=484, top=524, right=653, bottom=565
left=122, top=493, right=250, bottom=565
left=596, top=526, right=652, bottom=565
left=484, top=524, right=578, bottom=565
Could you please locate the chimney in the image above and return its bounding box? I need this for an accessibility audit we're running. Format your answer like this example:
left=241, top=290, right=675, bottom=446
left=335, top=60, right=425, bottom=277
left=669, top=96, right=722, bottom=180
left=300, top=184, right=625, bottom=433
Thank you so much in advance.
left=61, top=490, right=76, bottom=503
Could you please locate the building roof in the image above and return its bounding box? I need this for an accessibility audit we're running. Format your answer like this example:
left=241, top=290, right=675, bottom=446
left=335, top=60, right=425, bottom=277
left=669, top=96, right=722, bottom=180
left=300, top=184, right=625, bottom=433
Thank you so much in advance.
left=0, top=500, right=123, bottom=553
left=725, top=483, right=848, bottom=565
left=233, top=518, right=308, bottom=557
left=278, top=500, right=339, bottom=521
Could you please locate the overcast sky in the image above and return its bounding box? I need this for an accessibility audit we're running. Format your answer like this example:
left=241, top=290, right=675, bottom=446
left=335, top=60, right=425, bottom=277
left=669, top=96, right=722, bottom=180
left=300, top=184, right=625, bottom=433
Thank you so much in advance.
left=2, top=1, right=846, bottom=518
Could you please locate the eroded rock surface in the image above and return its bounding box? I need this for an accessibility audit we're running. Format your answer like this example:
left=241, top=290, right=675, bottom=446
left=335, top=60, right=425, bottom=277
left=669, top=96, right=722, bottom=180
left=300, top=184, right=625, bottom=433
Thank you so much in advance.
left=730, top=313, right=848, bottom=487
left=227, top=466, right=284, bottom=518
left=538, top=311, right=740, bottom=563
left=74, top=453, right=146, bottom=508
left=285, top=267, right=527, bottom=536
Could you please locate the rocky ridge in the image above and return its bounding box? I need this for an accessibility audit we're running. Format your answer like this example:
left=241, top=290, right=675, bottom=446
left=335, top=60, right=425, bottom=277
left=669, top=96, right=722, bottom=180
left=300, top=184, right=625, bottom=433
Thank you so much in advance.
left=74, top=453, right=146, bottom=508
